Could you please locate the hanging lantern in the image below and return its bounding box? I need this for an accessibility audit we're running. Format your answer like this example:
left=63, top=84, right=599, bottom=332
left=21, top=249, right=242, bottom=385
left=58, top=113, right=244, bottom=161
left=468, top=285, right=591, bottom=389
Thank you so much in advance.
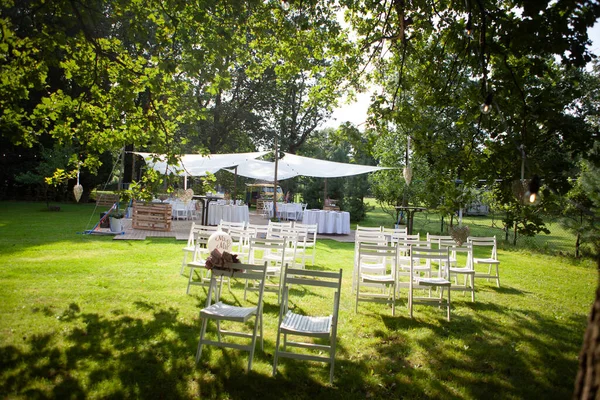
left=403, top=166, right=413, bottom=185
left=73, top=168, right=83, bottom=202
left=73, top=184, right=83, bottom=202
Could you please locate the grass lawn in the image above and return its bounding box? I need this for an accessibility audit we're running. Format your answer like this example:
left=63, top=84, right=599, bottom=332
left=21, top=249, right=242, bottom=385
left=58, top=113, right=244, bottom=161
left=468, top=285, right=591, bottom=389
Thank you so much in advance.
left=0, top=201, right=597, bottom=399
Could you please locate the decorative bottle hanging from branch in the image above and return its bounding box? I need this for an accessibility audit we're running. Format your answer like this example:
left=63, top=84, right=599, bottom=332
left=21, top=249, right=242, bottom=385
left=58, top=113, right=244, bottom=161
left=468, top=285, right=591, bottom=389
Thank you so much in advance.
left=73, top=168, right=83, bottom=202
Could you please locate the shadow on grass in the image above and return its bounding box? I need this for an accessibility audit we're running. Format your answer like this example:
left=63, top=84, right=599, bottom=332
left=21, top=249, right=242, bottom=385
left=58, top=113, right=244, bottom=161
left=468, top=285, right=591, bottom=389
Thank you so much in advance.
left=375, top=300, right=582, bottom=399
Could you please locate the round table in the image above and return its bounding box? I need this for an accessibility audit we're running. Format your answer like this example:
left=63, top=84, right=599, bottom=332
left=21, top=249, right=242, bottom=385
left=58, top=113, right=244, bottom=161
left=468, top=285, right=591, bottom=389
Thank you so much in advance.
left=302, top=210, right=350, bottom=234
left=207, top=204, right=249, bottom=225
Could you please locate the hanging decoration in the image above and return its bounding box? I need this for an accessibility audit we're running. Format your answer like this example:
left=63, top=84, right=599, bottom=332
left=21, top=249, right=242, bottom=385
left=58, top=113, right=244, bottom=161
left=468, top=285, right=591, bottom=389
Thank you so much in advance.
left=73, top=167, right=83, bottom=202
left=403, top=166, right=413, bottom=185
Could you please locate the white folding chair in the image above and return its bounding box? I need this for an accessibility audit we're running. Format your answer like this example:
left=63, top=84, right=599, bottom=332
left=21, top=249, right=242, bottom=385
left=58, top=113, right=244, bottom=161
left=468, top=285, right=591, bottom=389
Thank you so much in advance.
left=408, top=246, right=452, bottom=321
left=355, top=243, right=398, bottom=315
left=186, top=231, right=215, bottom=294
left=294, top=222, right=318, bottom=265
left=353, top=231, right=388, bottom=294
left=196, top=262, right=268, bottom=371
left=267, top=227, right=299, bottom=268
left=427, top=233, right=457, bottom=267
left=447, top=244, right=475, bottom=302
left=173, top=202, right=188, bottom=220
left=246, top=237, right=287, bottom=302
left=296, top=203, right=307, bottom=221
left=228, top=227, right=252, bottom=263
left=468, top=236, right=501, bottom=287
left=181, top=223, right=218, bottom=274
left=273, top=268, right=343, bottom=384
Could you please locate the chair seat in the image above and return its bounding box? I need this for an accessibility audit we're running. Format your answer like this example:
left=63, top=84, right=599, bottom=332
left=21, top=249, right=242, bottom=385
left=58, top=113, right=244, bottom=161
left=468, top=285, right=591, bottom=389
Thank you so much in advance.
left=360, top=273, right=394, bottom=283
left=266, top=265, right=282, bottom=275
left=183, top=245, right=195, bottom=253
left=449, top=267, right=475, bottom=274
left=473, top=258, right=500, bottom=264
left=417, top=277, right=451, bottom=286
left=200, top=302, right=257, bottom=322
left=281, top=310, right=332, bottom=335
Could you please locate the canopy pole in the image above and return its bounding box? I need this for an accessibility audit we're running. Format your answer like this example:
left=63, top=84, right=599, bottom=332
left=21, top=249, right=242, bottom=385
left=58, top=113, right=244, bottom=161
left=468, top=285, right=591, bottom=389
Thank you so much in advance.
left=273, top=136, right=279, bottom=220
left=233, top=166, right=238, bottom=201
left=184, top=175, right=188, bottom=190
left=323, top=178, right=328, bottom=208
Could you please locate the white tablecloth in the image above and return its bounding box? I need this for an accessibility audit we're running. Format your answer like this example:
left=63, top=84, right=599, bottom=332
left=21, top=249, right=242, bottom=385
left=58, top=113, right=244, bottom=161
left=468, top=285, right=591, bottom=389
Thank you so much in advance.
left=168, top=200, right=197, bottom=219
left=302, top=210, right=350, bottom=234
left=208, top=204, right=249, bottom=225
left=276, top=203, right=303, bottom=220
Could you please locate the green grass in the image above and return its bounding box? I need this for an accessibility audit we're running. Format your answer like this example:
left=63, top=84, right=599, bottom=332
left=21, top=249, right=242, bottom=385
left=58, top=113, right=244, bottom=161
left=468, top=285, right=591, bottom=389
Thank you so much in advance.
left=0, top=201, right=596, bottom=399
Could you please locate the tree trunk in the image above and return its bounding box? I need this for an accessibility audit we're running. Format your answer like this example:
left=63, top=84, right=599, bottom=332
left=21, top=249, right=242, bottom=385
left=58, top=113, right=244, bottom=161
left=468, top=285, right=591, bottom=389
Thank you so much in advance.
left=573, top=260, right=600, bottom=399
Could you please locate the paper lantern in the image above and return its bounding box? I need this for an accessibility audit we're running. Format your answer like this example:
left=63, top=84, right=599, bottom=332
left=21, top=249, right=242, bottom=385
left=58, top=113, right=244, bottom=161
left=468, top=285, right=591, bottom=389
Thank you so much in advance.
left=207, top=231, right=233, bottom=254
left=73, top=184, right=83, bottom=202
left=403, top=167, right=413, bottom=185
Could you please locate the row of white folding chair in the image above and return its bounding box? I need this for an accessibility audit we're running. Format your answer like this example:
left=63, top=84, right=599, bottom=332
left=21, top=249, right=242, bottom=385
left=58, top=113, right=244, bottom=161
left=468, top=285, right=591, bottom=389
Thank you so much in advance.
left=355, top=243, right=453, bottom=320
left=267, top=226, right=308, bottom=269
left=352, top=231, right=420, bottom=293
left=196, top=263, right=343, bottom=383
left=356, top=225, right=409, bottom=235
left=427, top=233, right=499, bottom=290
left=269, top=221, right=318, bottom=267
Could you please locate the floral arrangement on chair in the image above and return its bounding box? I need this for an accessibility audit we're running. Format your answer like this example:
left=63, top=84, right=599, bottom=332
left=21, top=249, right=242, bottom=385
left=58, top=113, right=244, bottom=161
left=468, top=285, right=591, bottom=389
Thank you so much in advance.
left=205, top=249, right=242, bottom=272
left=449, top=225, right=470, bottom=246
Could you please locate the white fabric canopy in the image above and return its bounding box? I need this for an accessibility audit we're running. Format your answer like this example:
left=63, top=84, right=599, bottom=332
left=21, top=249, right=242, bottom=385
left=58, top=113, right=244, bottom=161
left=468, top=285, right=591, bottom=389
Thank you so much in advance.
left=228, top=159, right=300, bottom=181
left=279, top=153, right=392, bottom=178
left=225, top=152, right=392, bottom=181
left=134, top=151, right=269, bottom=176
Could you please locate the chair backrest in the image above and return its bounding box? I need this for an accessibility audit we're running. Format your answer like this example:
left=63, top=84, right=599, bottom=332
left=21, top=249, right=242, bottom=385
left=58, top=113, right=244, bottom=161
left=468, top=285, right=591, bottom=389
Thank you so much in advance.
left=427, top=234, right=454, bottom=250
left=187, top=223, right=218, bottom=247
left=248, top=237, right=287, bottom=265
left=294, top=223, right=318, bottom=244
left=446, top=243, right=473, bottom=268
left=269, top=221, right=293, bottom=229
left=409, top=246, right=450, bottom=278
left=383, top=227, right=408, bottom=235
left=397, top=234, right=421, bottom=244
left=247, top=223, right=268, bottom=239
left=355, top=231, right=387, bottom=244
left=281, top=268, right=343, bottom=316
left=207, top=262, right=268, bottom=306
left=219, top=220, right=246, bottom=233
left=357, top=243, right=398, bottom=275
left=356, top=225, right=383, bottom=232
left=468, top=236, right=498, bottom=259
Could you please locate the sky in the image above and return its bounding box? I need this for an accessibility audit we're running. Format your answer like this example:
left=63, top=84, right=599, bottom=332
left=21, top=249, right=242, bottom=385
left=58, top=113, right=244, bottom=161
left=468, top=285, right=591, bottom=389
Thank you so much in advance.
left=324, top=21, right=600, bottom=129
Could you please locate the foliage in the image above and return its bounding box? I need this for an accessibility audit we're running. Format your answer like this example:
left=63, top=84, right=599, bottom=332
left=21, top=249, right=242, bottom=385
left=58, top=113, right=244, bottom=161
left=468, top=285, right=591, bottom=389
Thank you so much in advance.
left=14, top=144, right=76, bottom=207
left=124, top=169, right=164, bottom=203
left=344, top=0, right=600, bottom=240
left=561, top=159, right=600, bottom=259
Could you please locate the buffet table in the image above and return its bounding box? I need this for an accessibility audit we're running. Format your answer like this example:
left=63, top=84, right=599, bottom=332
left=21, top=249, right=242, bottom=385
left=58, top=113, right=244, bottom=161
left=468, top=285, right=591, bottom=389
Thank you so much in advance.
left=207, top=204, right=249, bottom=226
left=302, top=210, right=351, bottom=234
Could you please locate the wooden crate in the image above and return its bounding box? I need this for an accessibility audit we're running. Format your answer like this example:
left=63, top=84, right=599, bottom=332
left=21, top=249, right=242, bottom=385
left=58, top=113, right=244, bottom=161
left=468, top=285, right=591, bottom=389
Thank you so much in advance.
left=132, top=202, right=172, bottom=231
left=96, top=193, right=120, bottom=208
